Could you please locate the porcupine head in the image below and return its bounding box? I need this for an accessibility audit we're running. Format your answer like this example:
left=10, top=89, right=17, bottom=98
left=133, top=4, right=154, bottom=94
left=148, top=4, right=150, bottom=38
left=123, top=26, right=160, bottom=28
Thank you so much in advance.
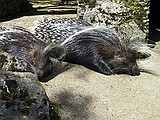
left=28, top=43, right=66, bottom=80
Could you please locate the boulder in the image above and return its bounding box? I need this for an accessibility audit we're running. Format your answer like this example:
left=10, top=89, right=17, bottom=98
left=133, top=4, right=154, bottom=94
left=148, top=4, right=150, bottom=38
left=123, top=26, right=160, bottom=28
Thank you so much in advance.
left=78, top=0, right=150, bottom=39
left=0, top=72, right=50, bottom=120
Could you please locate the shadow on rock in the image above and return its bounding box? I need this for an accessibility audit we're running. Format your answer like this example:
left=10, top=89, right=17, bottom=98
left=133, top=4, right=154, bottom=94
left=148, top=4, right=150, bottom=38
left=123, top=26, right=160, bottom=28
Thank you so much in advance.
left=40, top=62, right=74, bottom=82
left=56, top=90, right=93, bottom=119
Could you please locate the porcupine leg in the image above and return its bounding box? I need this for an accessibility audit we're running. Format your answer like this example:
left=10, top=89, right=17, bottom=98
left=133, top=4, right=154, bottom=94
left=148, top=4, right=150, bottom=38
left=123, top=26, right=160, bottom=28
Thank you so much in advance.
left=93, top=59, right=113, bottom=75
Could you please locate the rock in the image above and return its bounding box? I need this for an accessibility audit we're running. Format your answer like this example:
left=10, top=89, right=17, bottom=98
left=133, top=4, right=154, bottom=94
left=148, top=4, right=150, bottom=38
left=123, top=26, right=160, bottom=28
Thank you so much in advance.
left=1, top=14, right=160, bottom=120
left=42, top=64, right=160, bottom=120
left=0, top=72, right=51, bottom=120
left=0, top=50, right=29, bottom=72
left=77, top=0, right=150, bottom=39
left=114, top=21, right=146, bottom=43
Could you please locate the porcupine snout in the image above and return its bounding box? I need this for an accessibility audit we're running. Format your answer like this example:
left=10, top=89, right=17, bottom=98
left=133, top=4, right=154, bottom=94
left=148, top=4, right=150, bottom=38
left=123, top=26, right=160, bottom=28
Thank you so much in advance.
left=128, top=63, right=140, bottom=76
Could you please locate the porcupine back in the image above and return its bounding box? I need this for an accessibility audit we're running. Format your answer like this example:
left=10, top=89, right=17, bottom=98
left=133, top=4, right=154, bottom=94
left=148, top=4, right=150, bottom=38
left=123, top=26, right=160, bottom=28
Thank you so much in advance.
left=61, top=27, right=141, bottom=75
left=34, top=17, right=92, bottom=44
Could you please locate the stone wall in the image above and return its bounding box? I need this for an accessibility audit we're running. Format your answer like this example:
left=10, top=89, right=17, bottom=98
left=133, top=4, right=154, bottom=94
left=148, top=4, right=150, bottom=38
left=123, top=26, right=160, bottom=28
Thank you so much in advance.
left=77, top=0, right=150, bottom=39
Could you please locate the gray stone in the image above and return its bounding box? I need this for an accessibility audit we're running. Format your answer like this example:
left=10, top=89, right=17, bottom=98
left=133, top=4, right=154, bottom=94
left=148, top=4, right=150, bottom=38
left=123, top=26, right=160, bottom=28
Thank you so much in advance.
left=0, top=50, right=28, bottom=72
left=1, top=15, right=160, bottom=120
left=0, top=72, right=50, bottom=120
left=78, top=0, right=150, bottom=39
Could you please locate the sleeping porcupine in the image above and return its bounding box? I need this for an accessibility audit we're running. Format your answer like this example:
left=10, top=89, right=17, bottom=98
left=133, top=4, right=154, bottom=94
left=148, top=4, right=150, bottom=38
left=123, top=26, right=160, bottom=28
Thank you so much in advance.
left=34, top=18, right=153, bottom=76
left=0, top=26, right=65, bottom=80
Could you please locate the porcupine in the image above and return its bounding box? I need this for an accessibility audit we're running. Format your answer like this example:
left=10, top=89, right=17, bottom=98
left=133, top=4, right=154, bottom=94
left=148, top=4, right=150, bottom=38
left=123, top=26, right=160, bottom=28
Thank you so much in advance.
left=34, top=17, right=154, bottom=76
left=0, top=26, right=65, bottom=80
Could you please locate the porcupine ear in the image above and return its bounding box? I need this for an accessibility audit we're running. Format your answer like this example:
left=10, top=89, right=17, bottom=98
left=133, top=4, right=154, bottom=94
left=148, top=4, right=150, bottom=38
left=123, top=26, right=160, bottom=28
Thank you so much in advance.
left=43, top=43, right=66, bottom=60
left=114, top=50, right=125, bottom=61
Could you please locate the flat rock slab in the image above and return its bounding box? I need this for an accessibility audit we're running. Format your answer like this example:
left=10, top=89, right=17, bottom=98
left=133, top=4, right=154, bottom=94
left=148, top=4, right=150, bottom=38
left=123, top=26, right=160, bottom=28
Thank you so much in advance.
left=42, top=65, right=160, bottom=120
left=1, top=15, right=160, bottom=120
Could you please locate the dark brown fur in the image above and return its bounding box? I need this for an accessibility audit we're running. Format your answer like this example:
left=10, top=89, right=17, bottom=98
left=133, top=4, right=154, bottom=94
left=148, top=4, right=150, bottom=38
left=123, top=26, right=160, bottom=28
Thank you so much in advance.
left=34, top=18, right=153, bottom=76
left=60, top=27, right=140, bottom=75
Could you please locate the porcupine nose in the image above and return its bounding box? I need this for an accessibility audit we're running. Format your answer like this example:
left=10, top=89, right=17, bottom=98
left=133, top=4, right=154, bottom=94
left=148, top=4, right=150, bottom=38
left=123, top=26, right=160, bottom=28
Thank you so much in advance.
left=130, top=64, right=140, bottom=76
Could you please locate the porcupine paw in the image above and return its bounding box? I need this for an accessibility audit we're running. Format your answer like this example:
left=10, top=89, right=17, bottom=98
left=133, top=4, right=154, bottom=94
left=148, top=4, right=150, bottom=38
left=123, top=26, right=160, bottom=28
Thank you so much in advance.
left=93, top=59, right=113, bottom=75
